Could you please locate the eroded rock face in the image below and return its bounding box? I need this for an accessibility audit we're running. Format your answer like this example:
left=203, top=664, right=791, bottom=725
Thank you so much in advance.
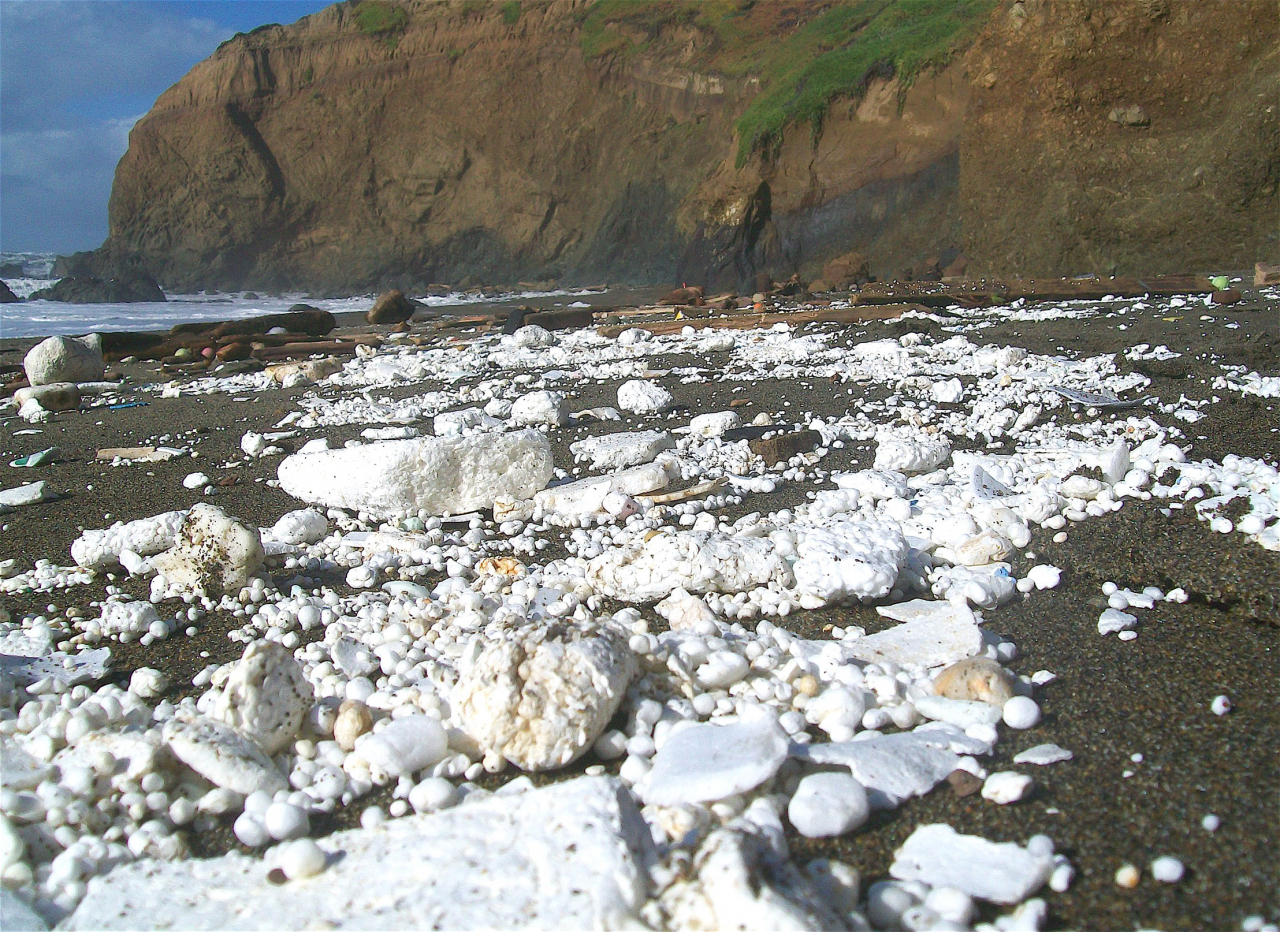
left=454, top=617, right=637, bottom=771
left=199, top=641, right=311, bottom=755
left=151, top=503, right=265, bottom=597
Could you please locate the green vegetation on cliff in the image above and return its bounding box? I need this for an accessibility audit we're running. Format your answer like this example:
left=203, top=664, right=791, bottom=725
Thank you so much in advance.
left=353, top=1, right=408, bottom=37
left=578, top=0, right=995, bottom=166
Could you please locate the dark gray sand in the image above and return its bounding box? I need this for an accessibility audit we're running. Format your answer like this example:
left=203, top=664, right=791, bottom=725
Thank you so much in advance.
left=1, top=284, right=1276, bottom=930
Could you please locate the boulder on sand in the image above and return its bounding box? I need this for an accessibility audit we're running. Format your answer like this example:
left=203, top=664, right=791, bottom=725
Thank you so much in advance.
left=658, top=286, right=704, bottom=306
left=23, top=335, right=105, bottom=386
left=821, top=251, right=871, bottom=288
left=366, top=290, right=414, bottom=325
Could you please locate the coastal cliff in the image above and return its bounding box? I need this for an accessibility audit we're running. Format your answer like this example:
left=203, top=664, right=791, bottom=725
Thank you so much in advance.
left=91, top=0, right=1277, bottom=293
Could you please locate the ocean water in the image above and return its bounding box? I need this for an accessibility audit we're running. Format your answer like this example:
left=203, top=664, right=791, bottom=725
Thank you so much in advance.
left=0, top=251, right=619, bottom=340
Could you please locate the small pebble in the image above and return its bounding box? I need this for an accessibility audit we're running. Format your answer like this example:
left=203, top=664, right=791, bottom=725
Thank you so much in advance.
left=1202, top=814, right=1220, bottom=832
left=1115, top=862, right=1140, bottom=888
left=1001, top=696, right=1041, bottom=730
left=1151, top=855, right=1185, bottom=883
left=981, top=771, right=1033, bottom=804
left=1211, top=695, right=1232, bottom=716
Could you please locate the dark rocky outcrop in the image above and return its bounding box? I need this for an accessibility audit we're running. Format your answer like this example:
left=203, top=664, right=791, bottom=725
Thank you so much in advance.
left=30, top=273, right=165, bottom=304
left=366, top=291, right=414, bottom=325
left=0, top=281, right=19, bottom=303
left=86, top=0, right=1277, bottom=294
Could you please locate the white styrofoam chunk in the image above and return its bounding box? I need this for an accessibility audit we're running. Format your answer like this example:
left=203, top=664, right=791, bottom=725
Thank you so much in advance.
left=792, top=519, right=908, bottom=605
left=617, top=379, right=674, bottom=415
left=874, top=435, right=951, bottom=473
left=347, top=714, right=449, bottom=778
left=163, top=716, right=288, bottom=796
left=587, top=529, right=791, bottom=601
left=1012, top=744, right=1074, bottom=766
left=151, top=503, right=265, bottom=597
left=915, top=695, right=1004, bottom=729
left=70, top=511, right=187, bottom=568
left=795, top=730, right=962, bottom=809
left=848, top=599, right=982, bottom=668
left=689, top=411, right=740, bottom=438
left=510, top=390, right=568, bottom=427
left=266, top=509, right=329, bottom=546
left=455, top=617, right=636, bottom=771
left=832, top=469, right=909, bottom=501
left=788, top=772, right=870, bottom=838
left=570, top=431, right=674, bottom=471
left=635, top=714, right=789, bottom=806
left=433, top=406, right=502, bottom=436
left=62, top=777, right=654, bottom=931
left=198, top=641, right=311, bottom=756
left=890, top=824, right=1053, bottom=905
left=534, top=461, right=674, bottom=522
left=277, top=429, right=553, bottom=518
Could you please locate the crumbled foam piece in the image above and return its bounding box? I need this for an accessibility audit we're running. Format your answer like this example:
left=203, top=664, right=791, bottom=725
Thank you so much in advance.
left=1098, top=608, right=1138, bottom=635
left=277, top=430, right=553, bottom=519
left=874, top=435, right=951, bottom=473
left=151, top=504, right=265, bottom=597
left=635, top=714, right=789, bottom=806
left=586, top=529, right=791, bottom=601
left=62, top=777, right=653, bottom=931
left=98, top=599, right=163, bottom=638
left=833, top=469, right=909, bottom=501
left=790, top=519, right=908, bottom=606
left=70, top=511, right=187, bottom=568
left=570, top=430, right=674, bottom=471
left=890, top=824, right=1053, bottom=904
left=617, top=379, right=673, bottom=414
left=511, top=390, right=568, bottom=427
left=434, top=407, right=501, bottom=436
left=689, top=411, right=741, bottom=438
left=266, top=509, right=329, bottom=545
left=534, top=460, right=674, bottom=522
left=795, top=730, right=964, bottom=809
left=847, top=599, right=983, bottom=668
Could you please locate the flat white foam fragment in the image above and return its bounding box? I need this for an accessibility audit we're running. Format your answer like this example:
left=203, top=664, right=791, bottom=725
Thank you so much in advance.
left=0, top=737, right=53, bottom=790
left=570, top=430, right=674, bottom=471
left=277, top=429, right=553, bottom=518
left=847, top=599, right=983, bottom=668
left=982, top=771, right=1034, bottom=804
left=791, top=519, right=908, bottom=605
left=433, top=406, right=501, bottom=436
left=1013, top=744, right=1074, bottom=766
left=635, top=714, right=789, bottom=806
left=794, top=729, right=969, bottom=809
left=163, top=716, right=288, bottom=796
left=71, top=511, right=187, bottom=569
left=0, top=482, right=53, bottom=508
left=0, top=647, right=110, bottom=688
left=347, top=714, right=449, bottom=778
left=454, top=617, right=636, bottom=771
left=890, top=824, right=1054, bottom=904
left=266, top=509, right=329, bottom=545
left=1098, top=608, right=1138, bottom=635
left=587, top=529, right=791, bottom=601
left=62, top=776, right=654, bottom=931
left=915, top=694, right=1004, bottom=729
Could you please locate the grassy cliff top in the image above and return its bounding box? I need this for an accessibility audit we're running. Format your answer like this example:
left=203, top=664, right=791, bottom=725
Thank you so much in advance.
left=578, top=0, right=996, bottom=166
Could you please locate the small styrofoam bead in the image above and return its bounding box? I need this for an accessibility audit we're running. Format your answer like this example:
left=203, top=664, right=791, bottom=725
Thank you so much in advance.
left=1151, top=856, right=1185, bottom=883
left=1002, top=696, right=1041, bottom=729
left=263, top=801, right=309, bottom=841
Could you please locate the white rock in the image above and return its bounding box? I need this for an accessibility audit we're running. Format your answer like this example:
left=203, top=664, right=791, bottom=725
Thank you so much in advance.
left=1002, top=696, right=1042, bottom=730
left=23, top=335, right=104, bottom=386
left=63, top=777, right=654, bottom=931
left=511, top=390, right=568, bottom=427
left=277, top=430, right=553, bottom=519
left=128, top=667, right=169, bottom=700
left=570, top=430, right=674, bottom=471
left=617, top=379, right=674, bottom=415
left=847, top=599, right=983, bottom=668
left=788, top=773, right=869, bottom=838
left=915, top=694, right=1004, bottom=729
left=587, top=529, right=791, bottom=601
left=267, top=509, right=329, bottom=545
left=348, top=714, right=449, bottom=779
left=151, top=503, right=265, bottom=596
left=792, top=519, right=908, bottom=605
left=182, top=472, right=210, bottom=490
left=634, top=713, right=788, bottom=806
left=509, top=324, right=553, bottom=347
left=874, top=435, right=951, bottom=473
left=890, top=824, right=1053, bottom=904
left=71, top=511, right=187, bottom=568
left=1013, top=743, right=1074, bottom=766
left=933, top=656, right=1016, bottom=706
left=796, top=729, right=971, bottom=809
left=982, top=771, right=1034, bottom=804
left=200, top=641, right=311, bottom=755
left=164, top=717, right=288, bottom=796
left=454, top=617, right=636, bottom=771
left=689, top=411, right=740, bottom=438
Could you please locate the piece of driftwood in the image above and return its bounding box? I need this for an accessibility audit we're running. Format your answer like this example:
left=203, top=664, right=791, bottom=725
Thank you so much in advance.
left=852, top=274, right=1214, bottom=309
left=595, top=304, right=923, bottom=338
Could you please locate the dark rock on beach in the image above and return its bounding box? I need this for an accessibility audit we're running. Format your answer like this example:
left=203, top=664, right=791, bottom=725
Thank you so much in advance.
left=0, top=280, right=20, bottom=303
left=30, top=272, right=165, bottom=304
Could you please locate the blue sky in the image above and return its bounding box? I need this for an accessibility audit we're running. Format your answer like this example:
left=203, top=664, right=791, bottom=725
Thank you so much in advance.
left=1, top=1, right=331, bottom=255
